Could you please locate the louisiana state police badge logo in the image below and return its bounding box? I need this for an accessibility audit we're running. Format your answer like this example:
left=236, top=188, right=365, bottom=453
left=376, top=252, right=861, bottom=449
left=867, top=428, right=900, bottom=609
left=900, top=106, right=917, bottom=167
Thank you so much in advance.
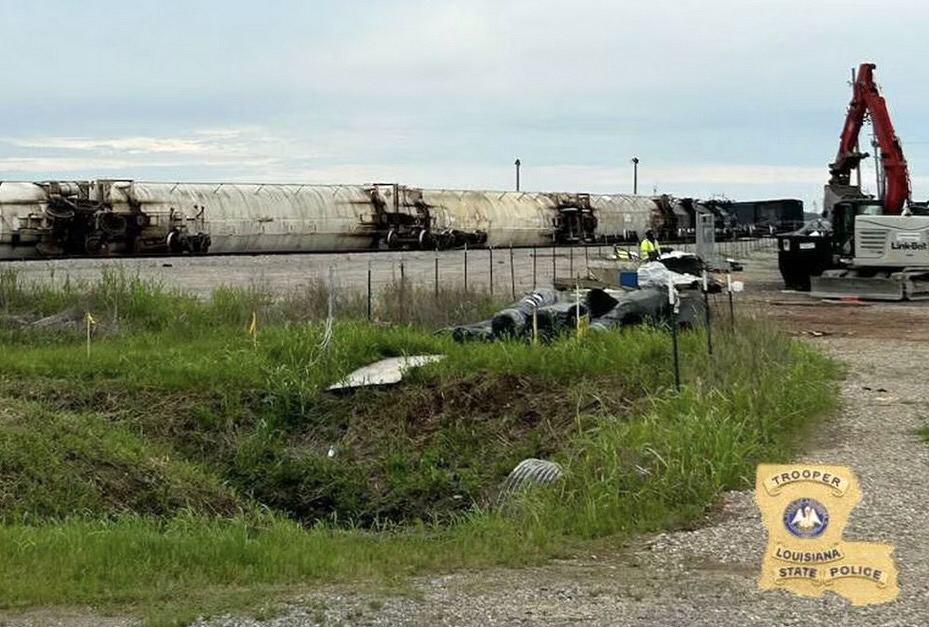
left=756, top=464, right=898, bottom=604
left=783, top=498, right=829, bottom=538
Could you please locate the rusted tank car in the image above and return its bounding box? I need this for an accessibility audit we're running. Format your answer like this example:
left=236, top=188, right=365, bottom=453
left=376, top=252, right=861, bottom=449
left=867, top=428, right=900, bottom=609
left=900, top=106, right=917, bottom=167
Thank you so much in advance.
left=0, top=178, right=665, bottom=259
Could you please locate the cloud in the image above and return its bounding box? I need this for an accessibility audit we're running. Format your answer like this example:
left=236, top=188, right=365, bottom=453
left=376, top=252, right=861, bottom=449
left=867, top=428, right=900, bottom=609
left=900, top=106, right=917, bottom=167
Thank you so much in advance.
left=15, top=136, right=225, bottom=155
left=0, top=157, right=140, bottom=172
left=10, top=129, right=266, bottom=157
left=0, top=0, right=926, bottom=215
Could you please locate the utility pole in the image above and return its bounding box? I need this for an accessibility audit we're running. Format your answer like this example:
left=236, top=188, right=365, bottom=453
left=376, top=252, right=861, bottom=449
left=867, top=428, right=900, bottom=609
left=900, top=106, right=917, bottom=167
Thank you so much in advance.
left=514, top=158, right=521, bottom=192
left=631, top=157, right=639, bottom=195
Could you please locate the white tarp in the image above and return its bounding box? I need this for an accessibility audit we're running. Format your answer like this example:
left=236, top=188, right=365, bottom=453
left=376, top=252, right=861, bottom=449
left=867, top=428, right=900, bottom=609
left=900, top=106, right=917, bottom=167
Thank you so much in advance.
left=326, top=355, right=445, bottom=391
left=637, top=261, right=702, bottom=289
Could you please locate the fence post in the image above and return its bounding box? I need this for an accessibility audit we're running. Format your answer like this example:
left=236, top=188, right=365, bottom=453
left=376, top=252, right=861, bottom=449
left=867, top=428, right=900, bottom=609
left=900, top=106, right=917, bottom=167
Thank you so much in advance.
left=366, top=261, right=372, bottom=321
left=509, top=245, right=516, bottom=299
left=728, top=272, right=735, bottom=331
left=669, top=279, right=681, bottom=392
left=702, top=270, right=713, bottom=355
left=489, top=246, right=494, bottom=295
left=399, top=259, right=406, bottom=323
left=464, top=243, right=469, bottom=294
left=532, top=247, right=537, bottom=290
left=434, top=252, right=439, bottom=297
left=551, top=245, right=556, bottom=283
left=569, top=246, right=574, bottom=280
left=584, top=243, right=590, bottom=276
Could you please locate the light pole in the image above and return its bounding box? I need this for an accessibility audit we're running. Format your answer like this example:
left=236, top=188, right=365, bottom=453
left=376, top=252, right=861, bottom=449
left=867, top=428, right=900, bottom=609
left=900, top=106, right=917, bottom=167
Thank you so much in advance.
left=514, top=158, right=521, bottom=192
left=631, top=157, right=639, bottom=195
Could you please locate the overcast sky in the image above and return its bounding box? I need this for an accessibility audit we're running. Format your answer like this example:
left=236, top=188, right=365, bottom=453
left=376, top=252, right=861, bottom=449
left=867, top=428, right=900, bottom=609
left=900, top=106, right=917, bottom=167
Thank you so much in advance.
left=1, top=0, right=927, bottom=211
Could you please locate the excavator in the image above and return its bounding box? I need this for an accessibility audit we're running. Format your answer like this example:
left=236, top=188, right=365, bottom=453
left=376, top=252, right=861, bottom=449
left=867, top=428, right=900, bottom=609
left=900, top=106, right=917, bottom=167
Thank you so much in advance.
left=778, top=62, right=929, bottom=300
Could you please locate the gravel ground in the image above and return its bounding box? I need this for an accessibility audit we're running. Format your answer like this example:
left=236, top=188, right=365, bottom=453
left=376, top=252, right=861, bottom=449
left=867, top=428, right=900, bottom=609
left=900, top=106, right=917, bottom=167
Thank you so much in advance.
left=190, top=333, right=928, bottom=627
left=3, top=240, right=777, bottom=300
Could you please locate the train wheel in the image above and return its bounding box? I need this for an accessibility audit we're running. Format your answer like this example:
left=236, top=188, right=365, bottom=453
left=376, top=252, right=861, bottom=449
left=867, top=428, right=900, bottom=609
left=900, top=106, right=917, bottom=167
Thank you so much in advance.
left=417, top=229, right=432, bottom=250
left=85, top=235, right=105, bottom=255
left=45, top=204, right=75, bottom=221
left=385, top=229, right=399, bottom=249
left=100, top=213, right=128, bottom=236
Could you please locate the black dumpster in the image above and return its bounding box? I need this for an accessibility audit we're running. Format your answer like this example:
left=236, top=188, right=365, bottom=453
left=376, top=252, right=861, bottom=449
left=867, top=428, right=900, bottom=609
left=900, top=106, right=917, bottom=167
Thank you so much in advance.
left=777, top=234, right=834, bottom=291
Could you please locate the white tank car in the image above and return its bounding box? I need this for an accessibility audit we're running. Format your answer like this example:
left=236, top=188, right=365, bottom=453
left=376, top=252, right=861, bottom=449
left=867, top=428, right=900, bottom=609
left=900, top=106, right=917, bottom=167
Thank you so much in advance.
left=0, top=181, right=53, bottom=259
left=110, top=181, right=379, bottom=253
left=417, top=188, right=555, bottom=247
left=0, top=178, right=667, bottom=258
left=588, top=194, right=662, bottom=242
left=416, top=188, right=661, bottom=247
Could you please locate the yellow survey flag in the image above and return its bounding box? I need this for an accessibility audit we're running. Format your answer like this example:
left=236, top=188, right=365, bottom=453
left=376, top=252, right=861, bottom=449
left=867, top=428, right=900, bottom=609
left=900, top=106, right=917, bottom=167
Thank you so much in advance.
left=85, top=312, right=96, bottom=358
left=248, top=311, right=258, bottom=347
left=577, top=313, right=590, bottom=338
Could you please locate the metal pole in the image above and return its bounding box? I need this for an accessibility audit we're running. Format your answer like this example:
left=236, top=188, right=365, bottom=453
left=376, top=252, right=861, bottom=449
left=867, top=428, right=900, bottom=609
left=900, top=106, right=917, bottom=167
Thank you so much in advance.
left=671, top=309, right=681, bottom=392
left=584, top=243, right=589, bottom=276
left=532, top=247, right=537, bottom=290
left=399, top=260, right=406, bottom=323
left=703, top=271, right=713, bottom=355
left=367, top=262, right=372, bottom=321
left=464, top=243, right=469, bottom=294
left=509, top=245, right=516, bottom=299
left=632, top=157, right=639, bottom=195
left=434, top=253, right=439, bottom=297
left=489, top=247, right=494, bottom=295
left=667, top=279, right=681, bottom=392
left=727, top=272, right=735, bottom=331
left=514, top=158, right=521, bottom=192
left=569, top=246, right=574, bottom=279
left=551, top=245, right=556, bottom=283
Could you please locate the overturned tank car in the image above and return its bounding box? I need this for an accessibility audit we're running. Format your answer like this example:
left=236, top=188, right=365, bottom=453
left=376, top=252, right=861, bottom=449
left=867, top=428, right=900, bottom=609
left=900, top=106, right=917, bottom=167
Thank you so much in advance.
left=0, top=178, right=670, bottom=259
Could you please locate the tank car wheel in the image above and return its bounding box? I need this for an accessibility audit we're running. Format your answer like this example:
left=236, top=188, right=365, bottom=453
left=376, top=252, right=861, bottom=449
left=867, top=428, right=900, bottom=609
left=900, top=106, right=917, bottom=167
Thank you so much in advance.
left=100, top=213, right=128, bottom=236
left=385, top=229, right=399, bottom=249
left=45, top=204, right=75, bottom=221
left=166, top=230, right=183, bottom=254
left=85, top=235, right=106, bottom=256
left=417, top=229, right=432, bottom=250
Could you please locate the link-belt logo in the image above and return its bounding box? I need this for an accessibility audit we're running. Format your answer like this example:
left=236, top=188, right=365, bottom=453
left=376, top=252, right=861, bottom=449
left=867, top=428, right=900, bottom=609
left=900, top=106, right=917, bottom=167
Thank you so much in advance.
left=755, top=464, right=898, bottom=605
left=890, top=233, right=926, bottom=251
left=890, top=241, right=927, bottom=251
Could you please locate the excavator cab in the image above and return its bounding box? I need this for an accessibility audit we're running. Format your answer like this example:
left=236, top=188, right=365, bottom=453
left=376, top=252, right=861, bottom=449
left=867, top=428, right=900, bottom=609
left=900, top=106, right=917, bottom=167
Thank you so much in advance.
left=830, top=200, right=884, bottom=259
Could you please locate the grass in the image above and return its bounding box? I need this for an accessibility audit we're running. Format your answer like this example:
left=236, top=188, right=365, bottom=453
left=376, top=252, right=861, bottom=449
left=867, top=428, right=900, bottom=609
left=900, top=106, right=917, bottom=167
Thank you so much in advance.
left=0, top=267, right=842, bottom=624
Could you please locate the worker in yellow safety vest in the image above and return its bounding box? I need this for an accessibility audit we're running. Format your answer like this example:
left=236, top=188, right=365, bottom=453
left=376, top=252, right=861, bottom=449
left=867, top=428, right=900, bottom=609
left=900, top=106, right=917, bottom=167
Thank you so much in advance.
left=640, top=230, right=661, bottom=261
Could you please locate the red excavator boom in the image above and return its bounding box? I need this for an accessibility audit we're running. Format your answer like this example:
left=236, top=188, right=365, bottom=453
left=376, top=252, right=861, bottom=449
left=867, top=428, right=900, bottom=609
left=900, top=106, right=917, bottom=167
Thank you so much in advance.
left=828, top=63, right=911, bottom=214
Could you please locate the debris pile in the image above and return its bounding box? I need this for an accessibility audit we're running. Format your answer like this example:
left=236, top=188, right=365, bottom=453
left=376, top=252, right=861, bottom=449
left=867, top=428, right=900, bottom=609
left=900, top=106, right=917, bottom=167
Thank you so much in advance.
left=443, top=252, right=714, bottom=343
left=441, top=286, right=705, bottom=342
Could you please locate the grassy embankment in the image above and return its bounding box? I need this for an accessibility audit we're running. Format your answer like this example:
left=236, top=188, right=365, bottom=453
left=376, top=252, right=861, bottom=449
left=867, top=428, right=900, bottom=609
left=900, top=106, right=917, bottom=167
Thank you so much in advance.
left=0, top=268, right=841, bottom=624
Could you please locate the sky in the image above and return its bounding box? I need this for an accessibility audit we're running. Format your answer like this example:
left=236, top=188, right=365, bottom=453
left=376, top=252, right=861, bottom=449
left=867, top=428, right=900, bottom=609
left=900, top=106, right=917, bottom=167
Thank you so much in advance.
left=1, top=0, right=927, bottom=212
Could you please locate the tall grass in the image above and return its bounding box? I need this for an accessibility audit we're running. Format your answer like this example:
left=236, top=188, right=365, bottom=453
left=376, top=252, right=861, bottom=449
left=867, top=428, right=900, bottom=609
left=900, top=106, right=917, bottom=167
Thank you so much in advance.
left=0, top=267, right=502, bottom=339
left=0, top=266, right=842, bottom=623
